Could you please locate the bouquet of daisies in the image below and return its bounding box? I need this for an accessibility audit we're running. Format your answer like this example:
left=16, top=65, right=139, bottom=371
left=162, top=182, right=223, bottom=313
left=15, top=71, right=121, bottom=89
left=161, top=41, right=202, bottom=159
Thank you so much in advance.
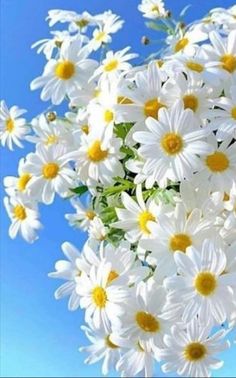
left=1, top=0, right=236, bottom=376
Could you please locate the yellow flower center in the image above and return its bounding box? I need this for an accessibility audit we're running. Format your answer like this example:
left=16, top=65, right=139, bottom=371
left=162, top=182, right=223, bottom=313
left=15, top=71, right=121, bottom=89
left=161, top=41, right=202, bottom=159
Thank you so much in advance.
left=55, top=60, right=75, bottom=80
left=194, top=272, right=217, bottom=296
left=95, top=31, right=106, bottom=41
left=144, top=98, right=166, bottom=119
left=175, top=38, right=189, bottom=53
left=206, top=151, right=229, bottom=172
left=231, top=106, right=236, bottom=120
left=104, top=110, right=114, bottom=123
left=136, top=311, right=160, bottom=333
left=105, top=335, right=119, bottom=349
left=13, top=205, right=27, bottom=220
left=138, top=211, right=155, bottom=234
left=42, top=162, right=59, bottom=179
left=156, top=59, right=164, bottom=68
left=5, top=118, right=14, bottom=133
left=86, top=210, right=96, bottom=220
left=92, top=286, right=107, bottom=308
left=170, top=233, right=192, bottom=253
left=220, top=54, right=236, bottom=73
left=93, top=89, right=101, bottom=98
left=107, top=270, right=119, bottom=285
left=45, top=135, right=58, bottom=145
left=151, top=5, right=160, bottom=12
left=76, top=19, right=89, bottom=28
left=184, top=342, right=207, bottom=361
left=81, top=125, right=89, bottom=134
left=87, top=140, right=108, bottom=162
left=17, top=173, right=31, bottom=192
left=223, top=192, right=230, bottom=201
left=186, top=61, right=204, bottom=73
left=161, top=132, right=183, bottom=155
left=183, top=94, right=199, bottom=112
left=104, top=59, right=119, bottom=72
left=117, top=96, right=133, bottom=104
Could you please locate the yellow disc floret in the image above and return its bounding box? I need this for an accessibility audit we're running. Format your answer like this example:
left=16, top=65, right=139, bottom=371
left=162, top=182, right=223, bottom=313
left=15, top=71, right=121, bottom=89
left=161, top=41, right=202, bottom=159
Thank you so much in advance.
left=186, top=61, right=204, bottom=73
left=55, top=60, right=75, bottom=80
left=87, top=140, right=108, bottom=162
left=170, top=233, right=192, bottom=253
left=107, top=270, right=119, bottom=285
left=13, top=205, right=27, bottom=220
left=42, top=162, right=59, bottom=179
left=17, top=173, right=31, bottom=192
left=92, top=286, right=107, bottom=308
left=5, top=118, right=14, bottom=133
left=104, top=59, right=118, bottom=72
left=194, top=271, right=217, bottom=296
left=183, top=94, right=199, bottom=112
left=161, top=132, right=183, bottom=155
left=138, top=211, right=155, bottom=234
left=144, top=98, right=166, bottom=119
left=206, top=151, right=229, bottom=172
left=175, top=38, right=189, bottom=53
left=136, top=311, right=160, bottom=333
left=184, top=342, right=207, bottom=361
left=220, top=54, right=236, bottom=73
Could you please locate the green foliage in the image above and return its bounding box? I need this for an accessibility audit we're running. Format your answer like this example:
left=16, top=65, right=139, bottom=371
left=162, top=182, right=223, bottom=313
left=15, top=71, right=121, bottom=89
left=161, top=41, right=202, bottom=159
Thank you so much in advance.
left=70, top=185, right=88, bottom=196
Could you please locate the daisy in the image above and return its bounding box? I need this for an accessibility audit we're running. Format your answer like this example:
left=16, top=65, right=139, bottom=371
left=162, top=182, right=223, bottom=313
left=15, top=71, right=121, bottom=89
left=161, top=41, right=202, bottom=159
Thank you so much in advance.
left=24, top=144, right=76, bottom=204
left=65, top=107, right=90, bottom=140
left=4, top=157, right=32, bottom=197
left=113, top=280, right=171, bottom=351
left=89, top=11, right=124, bottom=51
left=4, top=195, right=42, bottom=243
left=65, top=197, right=97, bottom=231
left=90, top=47, right=137, bottom=83
left=76, top=261, right=128, bottom=331
left=138, top=0, right=167, bottom=19
left=115, top=62, right=169, bottom=144
left=30, top=37, right=98, bottom=105
left=0, top=100, right=28, bottom=150
left=80, top=321, right=121, bottom=376
left=157, top=319, right=230, bottom=377
left=164, top=239, right=236, bottom=324
left=112, top=184, right=165, bottom=243
left=112, top=335, right=158, bottom=378
left=202, top=30, right=236, bottom=81
left=140, top=203, right=214, bottom=276
left=88, top=217, right=108, bottom=243
left=133, top=101, right=212, bottom=188
left=166, top=28, right=208, bottom=57
left=48, top=241, right=99, bottom=311
left=100, top=241, right=149, bottom=286
left=46, top=9, right=78, bottom=27
left=68, top=127, right=124, bottom=186
left=224, top=185, right=236, bottom=231
left=209, top=82, right=236, bottom=140
left=198, top=136, right=236, bottom=193
left=26, top=114, right=73, bottom=150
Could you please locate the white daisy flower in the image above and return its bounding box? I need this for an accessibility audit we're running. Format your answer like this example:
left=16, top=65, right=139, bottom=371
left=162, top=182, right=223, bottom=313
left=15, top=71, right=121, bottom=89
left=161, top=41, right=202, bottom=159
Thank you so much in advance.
left=91, top=47, right=137, bottom=83
left=26, top=114, right=73, bottom=150
left=157, top=319, right=230, bottom=377
left=164, top=239, right=236, bottom=324
left=198, top=136, right=236, bottom=193
left=0, top=100, right=28, bottom=150
left=31, top=31, right=76, bottom=60
left=89, top=11, right=124, bottom=51
left=115, top=62, right=169, bottom=144
left=24, top=144, right=76, bottom=204
left=68, top=127, right=124, bottom=186
left=133, top=101, right=212, bottom=188
left=80, top=321, right=121, bottom=376
left=113, top=184, right=165, bottom=243
left=30, top=37, right=98, bottom=105
left=209, top=82, right=236, bottom=140
left=113, top=280, right=171, bottom=351
left=101, top=241, right=149, bottom=286
left=76, top=261, right=128, bottom=331
left=112, top=336, right=158, bottom=378
left=224, top=185, right=236, bottom=230
left=46, top=9, right=78, bottom=27
left=65, top=197, right=97, bottom=231
left=166, top=28, right=208, bottom=57
left=88, top=217, right=107, bottom=243
left=4, top=195, right=42, bottom=243
left=48, top=241, right=99, bottom=311
left=68, top=79, right=99, bottom=108
left=140, top=203, right=214, bottom=275
left=4, top=157, right=32, bottom=197
left=138, top=0, right=167, bottom=19
left=202, top=30, right=236, bottom=81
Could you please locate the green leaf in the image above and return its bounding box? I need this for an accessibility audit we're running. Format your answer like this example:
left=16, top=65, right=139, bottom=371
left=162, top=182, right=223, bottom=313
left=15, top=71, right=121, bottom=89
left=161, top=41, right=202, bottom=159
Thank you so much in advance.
left=70, top=185, right=88, bottom=196
left=100, top=207, right=118, bottom=224
left=114, top=123, right=133, bottom=140
left=145, top=21, right=169, bottom=32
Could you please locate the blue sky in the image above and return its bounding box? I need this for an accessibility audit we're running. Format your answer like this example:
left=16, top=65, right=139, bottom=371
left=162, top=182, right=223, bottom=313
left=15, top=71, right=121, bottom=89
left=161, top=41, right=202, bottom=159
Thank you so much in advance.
left=0, top=0, right=236, bottom=377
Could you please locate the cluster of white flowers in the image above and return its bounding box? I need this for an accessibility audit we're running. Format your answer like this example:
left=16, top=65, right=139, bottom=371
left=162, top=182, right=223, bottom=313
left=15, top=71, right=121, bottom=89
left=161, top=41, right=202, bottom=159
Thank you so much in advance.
left=2, top=1, right=236, bottom=377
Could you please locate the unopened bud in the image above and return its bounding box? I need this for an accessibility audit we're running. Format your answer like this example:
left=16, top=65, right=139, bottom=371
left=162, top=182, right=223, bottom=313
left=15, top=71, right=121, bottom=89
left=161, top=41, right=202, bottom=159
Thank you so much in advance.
left=166, top=10, right=171, bottom=18
left=46, top=112, right=57, bottom=122
left=141, top=36, right=150, bottom=45
left=179, top=22, right=186, bottom=29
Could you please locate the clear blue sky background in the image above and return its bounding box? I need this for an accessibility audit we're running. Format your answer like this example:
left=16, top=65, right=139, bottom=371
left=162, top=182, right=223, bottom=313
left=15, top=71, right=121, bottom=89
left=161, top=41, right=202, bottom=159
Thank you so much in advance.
left=0, top=0, right=236, bottom=377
